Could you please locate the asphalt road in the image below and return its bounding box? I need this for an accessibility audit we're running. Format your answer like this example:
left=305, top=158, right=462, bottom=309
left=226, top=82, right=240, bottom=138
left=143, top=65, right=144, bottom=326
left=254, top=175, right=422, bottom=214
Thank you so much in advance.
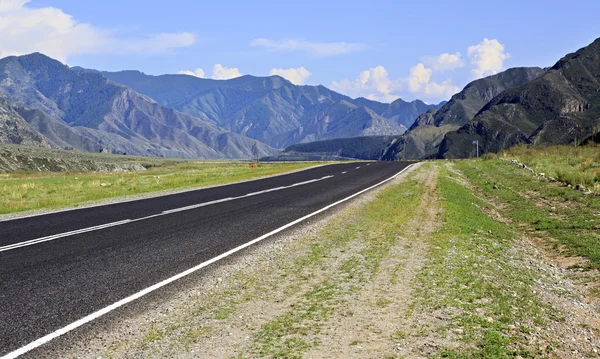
left=0, top=161, right=411, bottom=358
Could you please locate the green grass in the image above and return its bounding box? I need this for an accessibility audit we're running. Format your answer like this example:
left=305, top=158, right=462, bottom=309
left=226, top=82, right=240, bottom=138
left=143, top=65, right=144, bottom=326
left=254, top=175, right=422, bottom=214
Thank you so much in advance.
left=456, top=158, right=600, bottom=269
left=496, top=144, right=600, bottom=192
left=0, top=161, right=320, bottom=214
left=413, top=163, right=553, bottom=358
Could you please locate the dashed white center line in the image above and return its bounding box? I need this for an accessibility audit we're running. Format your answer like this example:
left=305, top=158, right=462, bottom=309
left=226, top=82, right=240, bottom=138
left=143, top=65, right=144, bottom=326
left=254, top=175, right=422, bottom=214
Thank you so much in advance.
left=341, top=171, right=347, bottom=174
left=0, top=175, right=335, bottom=253
left=356, top=166, right=361, bottom=170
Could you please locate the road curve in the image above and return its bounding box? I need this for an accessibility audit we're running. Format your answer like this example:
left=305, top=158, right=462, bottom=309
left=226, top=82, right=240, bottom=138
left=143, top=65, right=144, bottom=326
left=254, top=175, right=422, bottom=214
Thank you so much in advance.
left=0, top=161, right=412, bottom=358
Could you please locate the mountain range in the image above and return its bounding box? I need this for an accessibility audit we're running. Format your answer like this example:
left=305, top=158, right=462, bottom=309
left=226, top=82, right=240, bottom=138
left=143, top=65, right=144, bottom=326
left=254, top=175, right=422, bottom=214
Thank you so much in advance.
left=0, top=53, right=276, bottom=159
left=96, top=69, right=443, bottom=148
left=3, top=36, right=598, bottom=162
left=0, top=53, right=443, bottom=159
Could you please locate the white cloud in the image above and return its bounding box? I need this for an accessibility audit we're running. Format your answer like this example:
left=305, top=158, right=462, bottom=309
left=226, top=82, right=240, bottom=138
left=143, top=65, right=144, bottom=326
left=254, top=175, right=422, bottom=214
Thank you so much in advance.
left=250, top=38, right=366, bottom=57
left=212, top=64, right=242, bottom=80
left=0, top=0, right=28, bottom=12
left=406, top=63, right=460, bottom=99
left=178, top=68, right=205, bottom=78
left=331, top=66, right=399, bottom=103
left=467, top=38, right=510, bottom=78
left=332, top=63, right=460, bottom=103
left=177, top=64, right=243, bottom=80
left=0, top=0, right=195, bottom=63
left=269, top=67, right=311, bottom=85
left=407, top=63, right=432, bottom=93
left=421, top=52, right=465, bottom=72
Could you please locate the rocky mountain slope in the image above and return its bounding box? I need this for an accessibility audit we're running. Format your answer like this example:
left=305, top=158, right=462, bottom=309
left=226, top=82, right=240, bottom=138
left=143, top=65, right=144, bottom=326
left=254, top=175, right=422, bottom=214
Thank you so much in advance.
left=439, top=38, right=600, bottom=158
left=0, top=53, right=275, bottom=159
left=0, top=98, right=50, bottom=147
left=380, top=67, right=545, bottom=160
left=98, top=70, right=443, bottom=148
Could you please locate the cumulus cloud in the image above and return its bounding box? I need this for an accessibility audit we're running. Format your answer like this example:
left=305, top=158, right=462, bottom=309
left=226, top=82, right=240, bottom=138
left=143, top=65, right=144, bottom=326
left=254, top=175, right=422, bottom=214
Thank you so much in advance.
left=407, top=63, right=432, bottom=92
left=178, top=64, right=243, bottom=80
left=269, top=67, right=311, bottom=85
left=331, top=66, right=399, bottom=103
left=406, top=63, right=460, bottom=99
left=0, top=0, right=195, bottom=63
left=0, top=0, right=28, bottom=12
left=468, top=38, right=510, bottom=78
left=212, top=64, right=242, bottom=80
left=178, top=68, right=205, bottom=78
left=332, top=63, right=460, bottom=103
left=250, top=38, right=366, bottom=57
left=421, top=52, right=465, bottom=72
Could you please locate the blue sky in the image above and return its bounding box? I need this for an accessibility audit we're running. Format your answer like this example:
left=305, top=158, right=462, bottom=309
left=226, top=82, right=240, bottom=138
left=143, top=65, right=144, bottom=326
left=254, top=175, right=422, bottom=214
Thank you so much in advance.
left=1, top=0, right=599, bottom=103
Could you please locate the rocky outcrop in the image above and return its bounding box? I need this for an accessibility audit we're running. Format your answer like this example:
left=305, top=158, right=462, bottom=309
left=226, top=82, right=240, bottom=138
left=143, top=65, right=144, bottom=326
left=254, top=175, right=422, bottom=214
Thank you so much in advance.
left=0, top=98, right=50, bottom=147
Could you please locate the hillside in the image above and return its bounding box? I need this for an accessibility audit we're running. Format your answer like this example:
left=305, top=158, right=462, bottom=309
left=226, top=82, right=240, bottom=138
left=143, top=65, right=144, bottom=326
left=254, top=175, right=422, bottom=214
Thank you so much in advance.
left=0, top=53, right=276, bottom=159
left=380, top=67, right=545, bottom=160
left=0, top=98, right=50, bottom=147
left=98, top=70, right=442, bottom=148
left=281, top=135, right=401, bottom=160
left=439, top=37, right=600, bottom=158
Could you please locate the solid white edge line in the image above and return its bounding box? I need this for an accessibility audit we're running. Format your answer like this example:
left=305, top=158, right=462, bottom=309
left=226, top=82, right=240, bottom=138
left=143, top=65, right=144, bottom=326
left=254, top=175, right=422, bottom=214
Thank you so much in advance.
left=1, top=176, right=334, bottom=253
left=0, top=163, right=415, bottom=359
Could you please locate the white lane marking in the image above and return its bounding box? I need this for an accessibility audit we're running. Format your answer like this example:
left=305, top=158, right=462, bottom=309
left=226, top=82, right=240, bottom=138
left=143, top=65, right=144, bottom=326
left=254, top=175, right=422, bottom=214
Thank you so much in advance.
left=366, top=164, right=371, bottom=166
left=0, top=176, right=334, bottom=253
left=0, top=164, right=414, bottom=359
left=356, top=167, right=360, bottom=169
left=162, top=176, right=332, bottom=215
left=0, top=220, right=131, bottom=253
left=341, top=171, right=347, bottom=174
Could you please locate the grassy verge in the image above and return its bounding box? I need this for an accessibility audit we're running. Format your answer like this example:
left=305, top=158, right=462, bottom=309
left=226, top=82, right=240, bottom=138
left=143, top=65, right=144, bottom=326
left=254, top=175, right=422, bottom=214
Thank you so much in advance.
left=0, top=162, right=319, bottom=214
left=495, top=144, right=600, bottom=192
left=456, top=159, right=600, bottom=269
left=411, top=163, right=553, bottom=358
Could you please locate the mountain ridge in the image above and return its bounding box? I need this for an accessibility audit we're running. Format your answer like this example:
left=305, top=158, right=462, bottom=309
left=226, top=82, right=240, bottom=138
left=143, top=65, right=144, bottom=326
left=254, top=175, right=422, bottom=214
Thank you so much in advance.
left=439, top=37, right=600, bottom=158
left=380, top=66, right=546, bottom=160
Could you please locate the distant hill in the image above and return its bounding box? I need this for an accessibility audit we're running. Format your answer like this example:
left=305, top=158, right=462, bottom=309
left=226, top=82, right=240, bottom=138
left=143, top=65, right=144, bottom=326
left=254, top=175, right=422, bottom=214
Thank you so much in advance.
left=439, top=37, right=600, bottom=158
left=0, top=53, right=275, bottom=159
left=380, top=67, right=545, bottom=160
left=279, top=135, right=402, bottom=160
left=98, top=70, right=444, bottom=148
